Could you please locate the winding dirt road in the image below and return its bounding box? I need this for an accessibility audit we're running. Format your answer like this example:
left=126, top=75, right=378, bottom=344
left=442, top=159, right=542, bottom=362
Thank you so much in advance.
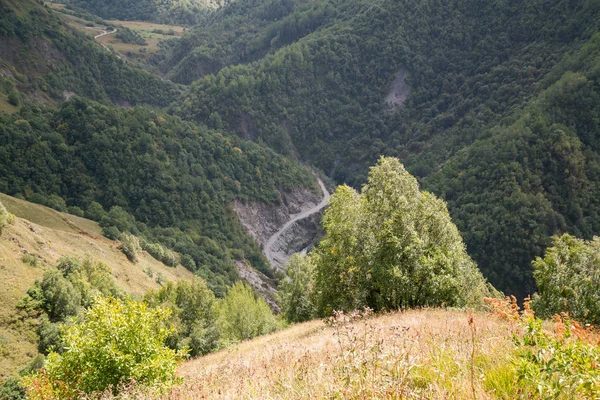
left=263, top=178, right=330, bottom=271
left=86, top=27, right=121, bottom=59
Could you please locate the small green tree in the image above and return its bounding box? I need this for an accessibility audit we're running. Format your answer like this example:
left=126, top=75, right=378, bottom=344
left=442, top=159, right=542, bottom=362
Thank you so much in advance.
left=39, top=270, right=81, bottom=321
left=280, top=253, right=316, bottom=323
left=84, top=201, right=106, bottom=221
left=217, top=282, right=280, bottom=345
left=145, top=278, right=220, bottom=357
left=24, top=297, right=185, bottom=398
left=533, top=234, right=600, bottom=324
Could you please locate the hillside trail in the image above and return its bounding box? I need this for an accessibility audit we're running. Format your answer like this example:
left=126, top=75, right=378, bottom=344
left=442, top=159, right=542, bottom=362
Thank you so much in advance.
left=86, top=27, right=121, bottom=59
left=263, top=177, right=330, bottom=271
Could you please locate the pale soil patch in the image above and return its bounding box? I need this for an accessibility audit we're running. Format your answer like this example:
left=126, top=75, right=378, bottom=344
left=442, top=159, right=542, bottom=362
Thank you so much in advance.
left=386, top=67, right=410, bottom=108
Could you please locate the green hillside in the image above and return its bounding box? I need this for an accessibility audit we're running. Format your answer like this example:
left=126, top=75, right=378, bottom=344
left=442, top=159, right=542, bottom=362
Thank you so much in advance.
left=0, top=0, right=180, bottom=109
left=0, top=97, right=317, bottom=295
left=70, top=0, right=227, bottom=25
left=0, top=192, right=194, bottom=379
left=161, top=0, right=600, bottom=297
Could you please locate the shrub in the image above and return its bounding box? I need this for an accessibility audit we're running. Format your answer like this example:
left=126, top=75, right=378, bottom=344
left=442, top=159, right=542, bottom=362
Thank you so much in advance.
left=486, top=296, right=600, bottom=399
left=162, top=249, right=179, bottom=267
left=532, top=234, right=600, bottom=325
left=118, top=232, right=141, bottom=263
left=23, top=297, right=185, bottom=398
left=180, top=254, right=197, bottom=270
left=217, top=282, right=280, bottom=345
left=84, top=201, right=106, bottom=221
left=66, top=206, right=84, bottom=217
left=39, top=270, right=81, bottom=321
left=142, top=241, right=179, bottom=267
left=37, top=315, right=64, bottom=355
left=280, top=253, right=316, bottom=323
left=21, top=253, right=40, bottom=267
left=145, top=278, right=220, bottom=357
left=0, top=200, right=8, bottom=233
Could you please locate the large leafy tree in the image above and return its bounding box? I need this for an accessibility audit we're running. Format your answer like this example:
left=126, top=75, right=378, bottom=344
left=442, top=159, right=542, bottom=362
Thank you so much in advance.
left=313, top=157, right=496, bottom=315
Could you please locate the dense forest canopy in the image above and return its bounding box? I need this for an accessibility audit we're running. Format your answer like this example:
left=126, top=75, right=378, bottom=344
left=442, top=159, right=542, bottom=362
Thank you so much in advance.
left=2, top=0, right=600, bottom=299
left=0, top=0, right=180, bottom=107
left=157, top=0, right=600, bottom=297
left=0, top=98, right=316, bottom=294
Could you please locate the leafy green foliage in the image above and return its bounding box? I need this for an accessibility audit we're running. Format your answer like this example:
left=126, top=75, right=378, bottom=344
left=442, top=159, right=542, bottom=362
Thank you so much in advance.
left=0, top=199, right=8, bottom=233
left=39, top=270, right=82, bottom=321
left=145, top=278, right=220, bottom=357
left=532, top=234, right=600, bottom=325
left=280, top=253, right=315, bottom=323
left=23, top=297, right=185, bottom=398
left=0, top=97, right=316, bottom=293
left=514, top=316, right=600, bottom=399
left=217, top=282, right=280, bottom=345
left=118, top=232, right=141, bottom=263
left=312, top=157, right=496, bottom=315
left=165, top=0, right=600, bottom=297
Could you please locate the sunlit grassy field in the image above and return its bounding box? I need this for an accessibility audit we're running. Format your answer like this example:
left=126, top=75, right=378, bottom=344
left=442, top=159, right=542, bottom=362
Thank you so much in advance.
left=0, top=193, right=193, bottom=379
left=163, top=309, right=517, bottom=399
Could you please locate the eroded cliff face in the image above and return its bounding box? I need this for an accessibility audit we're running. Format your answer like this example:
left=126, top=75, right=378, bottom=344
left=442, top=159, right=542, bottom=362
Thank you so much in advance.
left=232, top=186, right=325, bottom=311
left=232, top=187, right=320, bottom=247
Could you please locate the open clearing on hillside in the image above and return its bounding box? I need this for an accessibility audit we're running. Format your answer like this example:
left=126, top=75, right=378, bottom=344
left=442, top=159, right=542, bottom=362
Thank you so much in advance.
left=0, top=193, right=193, bottom=379
left=172, top=309, right=516, bottom=399
left=45, top=2, right=185, bottom=61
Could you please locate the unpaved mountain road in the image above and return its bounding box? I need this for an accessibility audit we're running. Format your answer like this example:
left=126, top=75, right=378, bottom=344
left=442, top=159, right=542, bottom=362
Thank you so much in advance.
left=263, top=178, right=330, bottom=271
left=86, top=27, right=121, bottom=59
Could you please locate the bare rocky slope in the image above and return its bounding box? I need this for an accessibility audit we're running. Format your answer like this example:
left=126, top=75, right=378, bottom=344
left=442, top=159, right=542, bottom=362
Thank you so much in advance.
left=232, top=179, right=330, bottom=308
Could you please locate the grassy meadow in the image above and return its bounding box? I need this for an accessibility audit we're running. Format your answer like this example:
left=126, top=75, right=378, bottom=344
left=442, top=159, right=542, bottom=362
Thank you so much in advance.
left=0, top=193, right=193, bottom=379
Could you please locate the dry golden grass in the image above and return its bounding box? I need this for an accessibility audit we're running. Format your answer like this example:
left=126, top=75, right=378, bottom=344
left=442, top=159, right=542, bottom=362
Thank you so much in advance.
left=0, top=193, right=193, bottom=379
left=164, top=309, right=515, bottom=399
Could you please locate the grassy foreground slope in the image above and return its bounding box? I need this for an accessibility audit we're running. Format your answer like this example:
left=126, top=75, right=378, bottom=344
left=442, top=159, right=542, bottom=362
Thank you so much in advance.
left=0, top=193, right=193, bottom=379
left=174, top=309, right=515, bottom=399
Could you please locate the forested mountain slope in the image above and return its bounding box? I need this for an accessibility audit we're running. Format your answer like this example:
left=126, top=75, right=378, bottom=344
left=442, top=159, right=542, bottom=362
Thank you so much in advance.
left=162, top=0, right=600, bottom=296
left=0, top=98, right=317, bottom=295
left=0, top=0, right=179, bottom=110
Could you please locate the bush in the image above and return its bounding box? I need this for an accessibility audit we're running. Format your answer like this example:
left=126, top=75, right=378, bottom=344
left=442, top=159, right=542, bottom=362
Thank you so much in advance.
left=21, top=253, right=40, bottom=267
left=280, top=253, right=315, bottom=323
left=0, top=200, right=8, bottom=233
left=118, top=232, right=141, bottom=263
left=23, top=297, right=185, bottom=398
left=66, top=206, right=84, bottom=217
left=532, top=234, right=600, bottom=325
left=180, top=254, right=197, bottom=270
left=217, top=282, right=280, bottom=345
left=39, top=270, right=81, bottom=321
left=84, top=201, right=106, bottom=221
left=145, top=278, right=220, bottom=357
left=142, top=240, right=179, bottom=267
